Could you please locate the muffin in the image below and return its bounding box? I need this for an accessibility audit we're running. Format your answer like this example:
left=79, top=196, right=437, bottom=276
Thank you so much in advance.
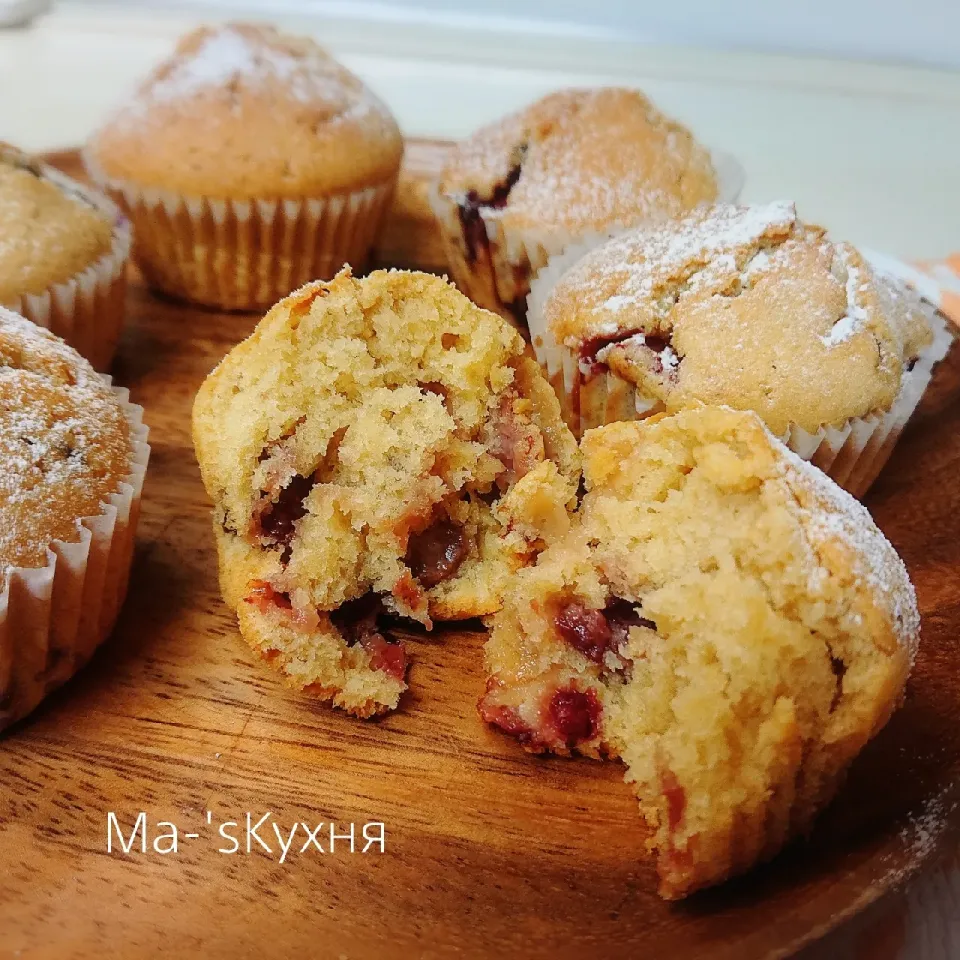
left=0, top=309, right=150, bottom=732
left=431, top=88, right=739, bottom=330
left=528, top=201, right=952, bottom=496
left=84, top=23, right=403, bottom=310
left=193, top=268, right=579, bottom=717
left=481, top=407, right=919, bottom=899
left=0, top=143, right=131, bottom=370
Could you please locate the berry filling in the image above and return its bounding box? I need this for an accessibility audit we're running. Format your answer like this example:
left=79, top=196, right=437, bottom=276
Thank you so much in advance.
left=456, top=148, right=526, bottom=264
left=548, top=685, right=602, bottom=747
left=661, top=769, right=687, bottom=832
left=254, top=472, right=314, bottom=546
left=244, top=586, right=408, bottom=682
left=579, top=331, right=680, bottom=380
left=244, top=580, right=292, bottom=612
left=553, top=596, right=655, bottom=665
left=330, top=594, right=408, bottom=682
left=486, top=388, right=545, bottom=489
left=405, top=517, right=469, bottom=588
left=479, top=678, right=603, bottom=753
left=554, top=601, right=612, bottom=664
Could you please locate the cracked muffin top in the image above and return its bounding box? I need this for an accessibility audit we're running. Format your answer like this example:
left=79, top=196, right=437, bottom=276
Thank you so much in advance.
left=437, top=88, right=719, bottom=235
left=0, top=144, right=114, bottom=304
left=0, top=309, right=132, bottom=580
left=87, top=23, right=403, bottom=199
left=541, top=202, right=934, bottom=434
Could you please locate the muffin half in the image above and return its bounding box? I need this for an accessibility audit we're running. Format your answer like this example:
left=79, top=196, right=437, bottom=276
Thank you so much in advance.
left=481, top=407, right=918, bottom=898
left=193, top=269, right=579, bottom=717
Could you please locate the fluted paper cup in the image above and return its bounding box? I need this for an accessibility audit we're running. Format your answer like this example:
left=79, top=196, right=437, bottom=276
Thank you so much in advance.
left=85, top=151, right=395, bottom=311
left=0, top=387, right=150, bottom=731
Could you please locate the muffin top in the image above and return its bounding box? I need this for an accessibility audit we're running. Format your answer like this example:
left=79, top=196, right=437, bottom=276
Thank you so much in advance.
left=437, top=88, right=718, bottom=236
left=0, top=309, right=133, bottom=579
left=0, top=145, right=114, bottom=304
left=542, top=202, right=934, bottom=434
left=87, top=23, right=403, bottom=199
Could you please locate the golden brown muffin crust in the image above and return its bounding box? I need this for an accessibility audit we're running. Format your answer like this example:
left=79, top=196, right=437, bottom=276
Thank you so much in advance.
left=543, top=202, right=933, bottom=434
left=87, top=23, right=403, bottom=199
left=0, top=309, right=132, bottom=577
left=0, top=145, right=113, bottom=303
left=438, top=88, right=718, bottom=234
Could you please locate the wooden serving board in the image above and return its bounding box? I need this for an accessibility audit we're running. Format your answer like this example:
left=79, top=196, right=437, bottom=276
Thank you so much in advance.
left=1, top=147, right=959, bottom=960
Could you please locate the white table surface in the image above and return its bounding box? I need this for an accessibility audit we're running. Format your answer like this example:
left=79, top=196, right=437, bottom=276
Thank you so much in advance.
left=1, top=3, right=959, bottom=260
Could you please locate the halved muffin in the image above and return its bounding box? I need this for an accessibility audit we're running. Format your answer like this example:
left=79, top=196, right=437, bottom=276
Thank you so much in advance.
left=193, top=268, right=579, bottom=717
left=481, top=407, right=918, bottom=898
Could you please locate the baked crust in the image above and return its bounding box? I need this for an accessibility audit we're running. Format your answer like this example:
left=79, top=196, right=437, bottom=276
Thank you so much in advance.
left=0, top=143, right=113, bottom=302
left=542, top=203, right=933, bottom=434
left=87, top=23, right=403, bottom=198
left=0, top=309, right=132, bottom=575
left=438, top=88, right=718, bottom=235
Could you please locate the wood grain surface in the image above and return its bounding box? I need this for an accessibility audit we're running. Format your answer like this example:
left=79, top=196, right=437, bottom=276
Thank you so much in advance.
left=0, top=147, right=958, bottom=960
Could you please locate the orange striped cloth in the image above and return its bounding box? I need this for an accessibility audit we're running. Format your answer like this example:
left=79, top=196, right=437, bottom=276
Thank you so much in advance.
left=914, top=256, right=960, bottom=329
left=866, top=250, right=960, bottom=331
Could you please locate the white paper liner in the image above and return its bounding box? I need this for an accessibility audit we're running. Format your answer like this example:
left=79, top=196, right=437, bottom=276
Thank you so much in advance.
left=2, top=150, right=132, bottom=371
left=431, top=148, right=744, bottom=327
left=83, top=150, right=395, bottom=311
left=0, top=386, right=150, bottom=731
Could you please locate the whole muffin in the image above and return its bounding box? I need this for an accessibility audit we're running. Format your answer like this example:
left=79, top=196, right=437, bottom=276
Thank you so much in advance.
left=193, top=268, right=579, bottom=717
left=481, top=407, right=919, bottom=899
left=85, top=23, right=403, bottom=310
left=0, top=308, right=149, bottom=732
left=432, top=88, right=736, bottom=330
left=529, top=201, right=951, bottom=496
left=0, top=143, right=131, bottom=370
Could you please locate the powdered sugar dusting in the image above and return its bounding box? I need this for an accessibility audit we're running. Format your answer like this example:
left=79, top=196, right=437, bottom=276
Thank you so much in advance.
left=549, top=201, right=800, bottom=345
left=821, top=245, right=870, bottom=347
left=117, top=24, right=384, bottom=125
left=442, top=88, right=721, bottom=233
left=773, top=432, right=920, bottom=663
